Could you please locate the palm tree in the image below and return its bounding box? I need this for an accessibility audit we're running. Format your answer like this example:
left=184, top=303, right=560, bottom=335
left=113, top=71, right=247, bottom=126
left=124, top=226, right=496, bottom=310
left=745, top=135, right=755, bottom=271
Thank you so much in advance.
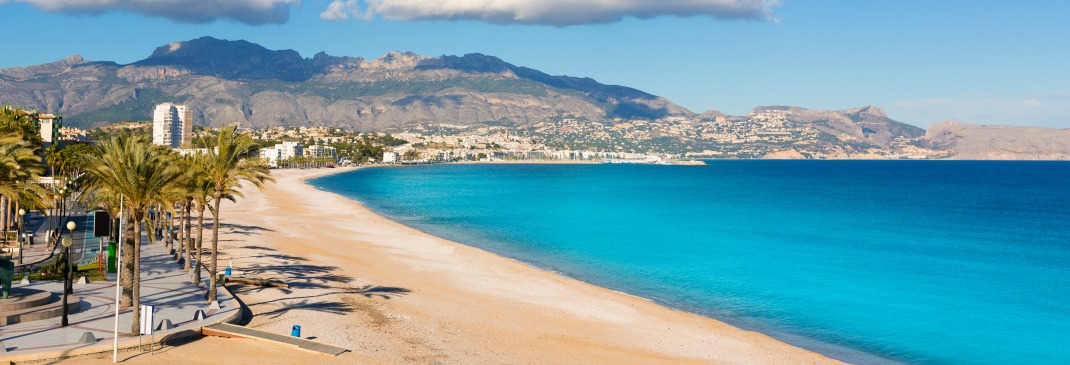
left=45, top=145, right=61, bottom=178
left=188, top=154, right=211, bottom=284
left=199, top=126, right=273, bottom=302
left=180, top=177, right=196, bottom=273
left=190, top=152, right=241, bottom=286
left=151, top=169, right=189, bottom=265
left=82, top=133, right=183, bottom=334
left=55, top=143, right=95, bottom=179
left=0, top=131, right=47, bottom=245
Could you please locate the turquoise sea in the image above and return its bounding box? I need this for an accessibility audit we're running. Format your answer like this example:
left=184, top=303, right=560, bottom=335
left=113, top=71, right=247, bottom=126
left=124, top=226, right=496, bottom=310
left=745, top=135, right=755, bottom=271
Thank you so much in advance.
left=310, top=161, right=1070, bottom=364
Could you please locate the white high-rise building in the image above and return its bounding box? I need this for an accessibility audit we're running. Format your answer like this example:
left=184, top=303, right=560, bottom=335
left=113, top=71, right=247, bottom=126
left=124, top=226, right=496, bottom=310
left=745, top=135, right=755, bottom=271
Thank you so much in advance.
left=152, top=103, right=193, bottom=148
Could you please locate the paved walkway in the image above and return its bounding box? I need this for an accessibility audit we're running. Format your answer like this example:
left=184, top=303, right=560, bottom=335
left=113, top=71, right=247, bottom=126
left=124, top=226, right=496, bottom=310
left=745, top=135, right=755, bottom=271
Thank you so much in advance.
left=0, top=239, right=240, bottom=361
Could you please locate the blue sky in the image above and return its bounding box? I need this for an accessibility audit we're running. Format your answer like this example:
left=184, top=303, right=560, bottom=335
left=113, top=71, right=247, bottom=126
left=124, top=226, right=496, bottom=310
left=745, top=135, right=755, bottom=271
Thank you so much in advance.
left=1, top=0, right=1067, bottom=128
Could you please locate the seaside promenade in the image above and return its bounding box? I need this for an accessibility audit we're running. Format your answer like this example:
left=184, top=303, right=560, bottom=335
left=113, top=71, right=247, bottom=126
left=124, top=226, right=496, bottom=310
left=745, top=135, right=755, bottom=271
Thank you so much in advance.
left=1, top=237, right=241, bottom=362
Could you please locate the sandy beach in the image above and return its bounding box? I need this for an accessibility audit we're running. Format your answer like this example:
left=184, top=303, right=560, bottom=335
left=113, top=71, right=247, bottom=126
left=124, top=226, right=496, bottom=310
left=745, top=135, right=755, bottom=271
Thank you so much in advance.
left=66, top=167, right=846, bottom=364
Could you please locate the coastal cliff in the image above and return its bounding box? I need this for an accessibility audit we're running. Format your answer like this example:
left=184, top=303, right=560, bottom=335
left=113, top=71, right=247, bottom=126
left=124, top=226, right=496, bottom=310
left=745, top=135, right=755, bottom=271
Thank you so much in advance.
left=925, top=121, right=1070, bottom=160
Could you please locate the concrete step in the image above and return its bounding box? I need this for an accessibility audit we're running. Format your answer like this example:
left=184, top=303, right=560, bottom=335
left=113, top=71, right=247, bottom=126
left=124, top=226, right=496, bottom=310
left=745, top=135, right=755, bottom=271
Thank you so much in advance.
left=0, top=296, right=81, bottom=325
left=0, top=288, right=53, bottom=312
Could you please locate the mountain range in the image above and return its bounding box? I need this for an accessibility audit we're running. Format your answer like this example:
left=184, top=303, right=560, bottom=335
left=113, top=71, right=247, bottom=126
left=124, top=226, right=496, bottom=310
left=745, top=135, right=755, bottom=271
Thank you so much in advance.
left=0, top=36, right=692, bottom=131
left=0, top=37, right=1067, bottom=160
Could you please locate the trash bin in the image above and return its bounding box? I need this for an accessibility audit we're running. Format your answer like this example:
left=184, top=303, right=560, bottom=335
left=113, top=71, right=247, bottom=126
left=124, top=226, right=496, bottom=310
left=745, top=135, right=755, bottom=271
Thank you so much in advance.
left=291, top=325, right=301, bottom=337
left=224, top=267, right=232, bottom=276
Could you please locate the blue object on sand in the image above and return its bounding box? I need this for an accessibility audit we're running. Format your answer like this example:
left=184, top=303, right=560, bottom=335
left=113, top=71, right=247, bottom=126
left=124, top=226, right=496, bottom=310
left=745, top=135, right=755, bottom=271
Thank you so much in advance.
left=291, top=325, right=301, bottom=337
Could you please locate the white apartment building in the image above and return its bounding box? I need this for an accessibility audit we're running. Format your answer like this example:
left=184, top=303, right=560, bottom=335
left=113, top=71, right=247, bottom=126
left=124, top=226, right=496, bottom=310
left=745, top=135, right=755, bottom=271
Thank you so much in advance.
left=382, top=152, right=398, bottom=164
left=259, top=141, right=304, bottom=167
left=259, top=147, right=281, bottom=167
left=278, top=141, right=302, bottom=160
left=305, top=144, right=337, bottom=159
left=152, top=103, right=193, bottom=148
left=38, top=113, right=59, bottom=145
left=256, top=145, right=278, bottom=166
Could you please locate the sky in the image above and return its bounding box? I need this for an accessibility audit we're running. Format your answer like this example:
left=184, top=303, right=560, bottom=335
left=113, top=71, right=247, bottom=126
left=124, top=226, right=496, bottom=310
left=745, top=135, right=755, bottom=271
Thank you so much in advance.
left=0, top=0, right=1068, bottom=128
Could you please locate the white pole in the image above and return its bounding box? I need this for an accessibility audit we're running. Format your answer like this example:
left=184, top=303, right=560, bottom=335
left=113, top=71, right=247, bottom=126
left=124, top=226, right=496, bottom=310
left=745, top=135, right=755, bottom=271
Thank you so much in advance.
left=113, top=195, right=123, bottom=363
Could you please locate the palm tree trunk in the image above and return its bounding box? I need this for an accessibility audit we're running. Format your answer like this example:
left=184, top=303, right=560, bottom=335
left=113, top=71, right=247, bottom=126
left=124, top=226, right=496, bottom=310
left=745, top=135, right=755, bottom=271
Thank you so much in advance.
left=193, top=205, right=205, bottom=284
left=208, top=193, right=222, bottom=302
left=145, top=214, right=156, bottom=246
left=129, top=214, right=143, bottom=335
left=154, top=205, right=162, bottom=245
left=14, top=200, right=20, bottom=255
left=179, top=201, right=188, bottom=265
left=171, top=203, right=179, bottom=263
left=162, top=206, right=168, bottom=245
left=176, top=202, right=183, bottom=264
left=12, top=199, right=19, bottom=244
left=168, top=205, right=175, bottom=252
left=185, top=201, right=193, bottom=265
left=119, top=214, right=135, bottom=308
left=2, top=196, right=8, bottom=245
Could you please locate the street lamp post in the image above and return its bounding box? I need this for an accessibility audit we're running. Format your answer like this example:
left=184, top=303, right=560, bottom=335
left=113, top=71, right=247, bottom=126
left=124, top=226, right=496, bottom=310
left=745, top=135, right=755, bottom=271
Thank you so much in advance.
left=61, top=221, right=75, bottom=327
left=17, top=209, right=25, bottom=264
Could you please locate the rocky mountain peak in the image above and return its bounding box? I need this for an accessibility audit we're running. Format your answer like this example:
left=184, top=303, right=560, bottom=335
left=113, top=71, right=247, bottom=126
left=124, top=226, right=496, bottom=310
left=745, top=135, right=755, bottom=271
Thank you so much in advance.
left=842, top=105, right=887, bottom=118
left=135, top=36, right=312, bottom=81
left=413, top=53, right=513, bottom=74
left=697, top=109, right=726, bottom=119
left=62, top=54, right=85, bottom=64
left=924, top=120, right=966, bottom=137
left=364, top=51, right=430, bottom=70
left=0, top=54, right=87, bottom=80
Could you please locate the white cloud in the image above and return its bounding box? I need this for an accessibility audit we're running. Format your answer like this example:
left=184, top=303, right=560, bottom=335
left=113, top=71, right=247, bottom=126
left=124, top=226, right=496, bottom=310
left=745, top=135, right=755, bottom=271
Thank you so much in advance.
left=9, top=0, right=300, bottom=25
left=320, top=0, right=371, bottom=21
left=346, top=0, right=778, bottom=26
left=320, top=0, right=351, bottom=20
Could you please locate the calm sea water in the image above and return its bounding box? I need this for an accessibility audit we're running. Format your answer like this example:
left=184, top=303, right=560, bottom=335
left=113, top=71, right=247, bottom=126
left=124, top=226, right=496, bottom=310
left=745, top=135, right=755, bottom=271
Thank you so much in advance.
left=310, top=161, right=1070, bottom=364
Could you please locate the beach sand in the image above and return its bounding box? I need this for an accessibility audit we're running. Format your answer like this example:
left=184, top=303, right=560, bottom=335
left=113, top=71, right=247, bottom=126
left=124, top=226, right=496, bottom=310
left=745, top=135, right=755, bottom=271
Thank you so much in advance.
left=61, top=167, right=846, bottom=364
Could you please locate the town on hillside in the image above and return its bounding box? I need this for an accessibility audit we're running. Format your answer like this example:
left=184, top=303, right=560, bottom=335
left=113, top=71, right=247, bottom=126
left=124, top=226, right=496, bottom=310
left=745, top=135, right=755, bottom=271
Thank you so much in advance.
left=29, top=103, right=950, bottom=169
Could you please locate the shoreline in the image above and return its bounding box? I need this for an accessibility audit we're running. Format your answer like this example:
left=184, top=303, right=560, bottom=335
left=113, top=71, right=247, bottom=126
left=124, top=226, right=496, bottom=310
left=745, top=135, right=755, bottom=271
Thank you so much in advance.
left=369, top=159, right=706, bottom=166
left=305, top=166, right=900, bottom=365
left=203, top=166, right=848, bottom=364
